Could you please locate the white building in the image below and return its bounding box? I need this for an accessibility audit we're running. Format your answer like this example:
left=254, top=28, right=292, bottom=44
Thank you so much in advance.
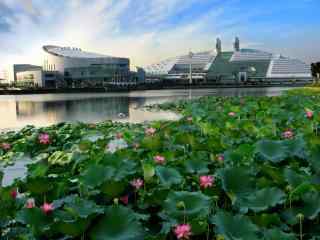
left=16, top=70, right=43, bottom=87
left=42, top=45, right=132, bottom=86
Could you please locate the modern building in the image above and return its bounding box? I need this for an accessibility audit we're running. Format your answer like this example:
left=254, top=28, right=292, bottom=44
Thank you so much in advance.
left=207, top=38, right=312, bottom=84
left=144, top=37, right=312, bottom=84
left=16, top=69, right=43, bottom=87
left=4, top=64, right=42, bottom=86
left=144, top=51, right=215, bottom=83
left=43, top=45, right=133, bottom=87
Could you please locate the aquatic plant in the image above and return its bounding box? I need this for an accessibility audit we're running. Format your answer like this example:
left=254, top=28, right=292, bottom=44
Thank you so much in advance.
left=0, top=88, right=319, bottom=239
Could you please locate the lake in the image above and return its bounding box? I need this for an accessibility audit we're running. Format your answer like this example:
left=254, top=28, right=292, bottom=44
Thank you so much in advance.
left=0, top=87, right=294, bottom=131
left=0, top=87, right=296, bottom=186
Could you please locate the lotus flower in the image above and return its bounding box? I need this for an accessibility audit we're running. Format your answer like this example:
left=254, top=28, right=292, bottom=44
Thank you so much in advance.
left=154, top=155, right=165, bottom=165
left=1, top=143, right=11, bottom=150
left=10, top=189, right=17, bottom=199
left=306, top=110, right=313, bottom=119
left=131, top=178, right=144, bottom=190
left=200, top=175, right=214, bottom=188
left=26, top=198, right=35, bottom=209
left=174, top=224, right=192, bottom=239
left=39, top=133, right=50, bottom=144
left=217, top=154, right=224, bottom=162
left=41, top=202, right=54, bottom=215
left=187, top=117, right=193, bottom=122
left=283, top=130, right=294, bottom=139
left=145, top=127, right=156, bottom=136
left=228, top=112, right=236, bottom=117
left=120, top=195, right=129, bottom=205
left=106, top=138, right=128, bottom=153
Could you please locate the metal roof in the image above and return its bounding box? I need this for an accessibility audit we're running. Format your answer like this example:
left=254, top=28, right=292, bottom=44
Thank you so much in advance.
left=43, top=45, right=114, bottom=59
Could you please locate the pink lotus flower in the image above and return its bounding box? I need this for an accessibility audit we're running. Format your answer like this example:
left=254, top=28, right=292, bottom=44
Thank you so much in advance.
left=41, top=202, right=54, bottom=215
left=120, top=195, right=129, bottom=205
left=217, top=154, right=224, bottom=162
left=145, top=127, right=156, bottom=136
left=39, top=133, right=50, bottom=145
left=283, top=130, right=294, bottom=139
left=1, top=143, right=11, bottom=150
left=26, top=198, right=35, bottom=209
left=174, top=224, right=192, bottom=239
left=306, top=110, right=313, bottom=119
left=154, top=155, right=166, bottom=165
left=200, top=175, right=214, bottom=188
left=228, top=112, right=236, bottom=117
left=10, top=189, right=17, bottom=199
left=131, top=178, right=144, bottom=190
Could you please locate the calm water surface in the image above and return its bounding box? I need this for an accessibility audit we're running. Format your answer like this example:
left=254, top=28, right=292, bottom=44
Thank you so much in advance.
left=0, top=87, right=295, bottom=131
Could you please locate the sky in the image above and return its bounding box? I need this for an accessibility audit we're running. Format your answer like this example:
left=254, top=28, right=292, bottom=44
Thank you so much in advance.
left=0, top=0, right=319, bottom=72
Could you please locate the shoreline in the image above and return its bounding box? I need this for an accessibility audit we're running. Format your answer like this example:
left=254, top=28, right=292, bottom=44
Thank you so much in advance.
left=0, top=83, right=306, bottom=95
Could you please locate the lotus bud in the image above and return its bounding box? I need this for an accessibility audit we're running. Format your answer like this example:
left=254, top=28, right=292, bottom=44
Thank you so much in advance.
left=176, top=201, right=185, bottom=210
left=113, top=198, right=119, bottom=205
left=286, top=185, right=293, bottom=192
left=216, top=235, right=225, bottom=240
left=296, top=213, right=304, bottom=220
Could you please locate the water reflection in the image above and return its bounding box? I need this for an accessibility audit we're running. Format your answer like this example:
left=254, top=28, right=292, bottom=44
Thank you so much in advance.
left=0, top=87, right=295, bottom=130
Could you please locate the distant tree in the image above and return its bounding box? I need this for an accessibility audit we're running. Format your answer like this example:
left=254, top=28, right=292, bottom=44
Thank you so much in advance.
left=311, top=62, right=320, bottom=84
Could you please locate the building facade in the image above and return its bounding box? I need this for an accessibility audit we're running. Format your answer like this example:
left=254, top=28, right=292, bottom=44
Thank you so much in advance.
left=207, top=38, right=312, bottom=84
left=144, top=38, right=312, bottom=85
left=43, top=45, right=133, bottom=87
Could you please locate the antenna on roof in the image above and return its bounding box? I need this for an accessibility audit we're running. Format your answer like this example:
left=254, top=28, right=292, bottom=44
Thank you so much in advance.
left=234, top=37, right=240, bottom=52
left=216, top=38, right=222, bottom=54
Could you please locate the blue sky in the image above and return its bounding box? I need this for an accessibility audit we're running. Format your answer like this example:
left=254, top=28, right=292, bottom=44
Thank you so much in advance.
left=0, top=0, right=319, bottom=71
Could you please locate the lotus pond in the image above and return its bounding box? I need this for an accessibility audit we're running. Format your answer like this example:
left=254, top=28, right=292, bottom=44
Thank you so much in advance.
left=0, top=88, right=320, bottom=239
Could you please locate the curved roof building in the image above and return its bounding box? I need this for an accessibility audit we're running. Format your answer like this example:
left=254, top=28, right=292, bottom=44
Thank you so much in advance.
left=43, top=45, right=129, bottom=73
left=144, top=38, right=312, bottom=83
left=144, top=51, right=216, bottom=76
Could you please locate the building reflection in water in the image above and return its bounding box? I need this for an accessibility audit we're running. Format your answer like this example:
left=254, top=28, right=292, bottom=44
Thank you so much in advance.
left=0, top=88, right=290, bottom=130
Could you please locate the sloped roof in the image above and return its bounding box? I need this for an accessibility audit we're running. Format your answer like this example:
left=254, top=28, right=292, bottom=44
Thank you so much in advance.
left=43, top=45, right=114, bottom=59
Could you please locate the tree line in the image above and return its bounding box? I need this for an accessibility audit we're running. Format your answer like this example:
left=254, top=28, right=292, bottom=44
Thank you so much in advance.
left=311, top=62, right=320, bottom=83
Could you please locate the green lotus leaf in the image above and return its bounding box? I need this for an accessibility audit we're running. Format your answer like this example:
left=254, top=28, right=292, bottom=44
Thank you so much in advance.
left=141, top=136, right=162, bottom=149
left=48, top=151, right=73, bottom=166
left=184, top=157, right=209, bottom=174
left=236, top=187, right=286, bottom=213
left=80, top=164, right=114, bottom=188
left=101, top=181, right=126, bottom=198
left=62, top=195, right=104, bottom=218
left=53, top=210, right=92, bottom=237
left=16, top=208, right=52, bottom=235
left=218, top=167, right=253, bottom=200
left=25, top=177, right=53, bottom=194
left=282, top=192, right=320, bottom=225
left=89, top=206, right=145, bottom=240
left=156, top=166, right=182, bottom=187
left=251, top=213, right=281, bottom=228
left=211, top=211, right=259, bottom=240
left=284, top=168, right=309, bottom=188
left=102, top=156, right=137, bottom=181
left=256, top=140, right=288, bottom=163
left=143, top=163, right=155, bottom=182
left=309, top=148, right=320, bottom=174
left=163, top=191, right=210, bottom=220
left=264, top=229, right=296, bottom=240
left=285, top=137, right=307, bottom=159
